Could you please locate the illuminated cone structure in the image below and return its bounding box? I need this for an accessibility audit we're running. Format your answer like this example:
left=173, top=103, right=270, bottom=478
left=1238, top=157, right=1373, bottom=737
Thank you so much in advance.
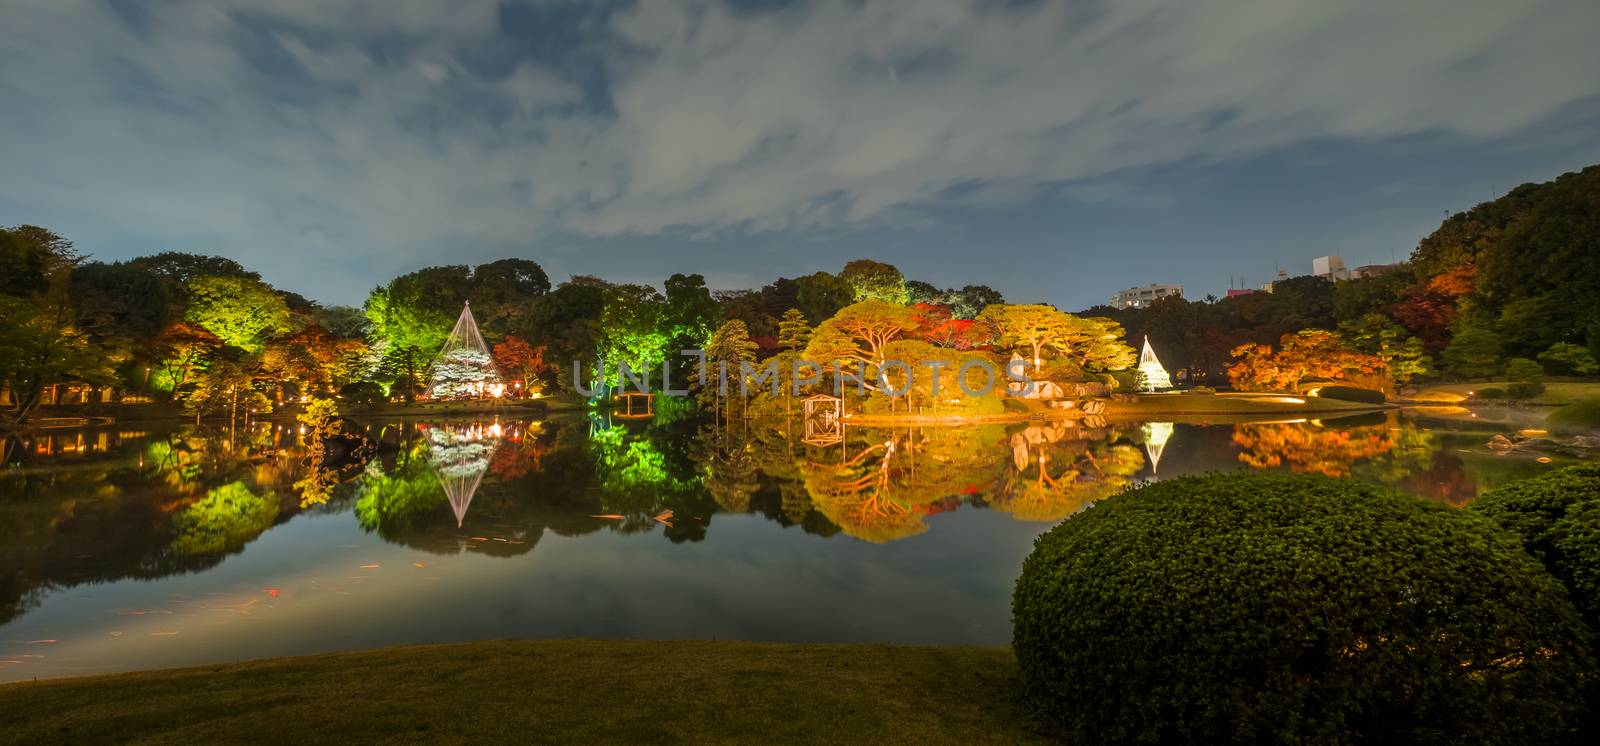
left=428, top=302, right=500, bottom=399
left=1138, top=336, right=1172, bottom=391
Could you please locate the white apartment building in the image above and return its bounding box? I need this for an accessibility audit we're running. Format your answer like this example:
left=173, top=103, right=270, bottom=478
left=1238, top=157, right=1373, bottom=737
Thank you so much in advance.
left=1110, top=283, right=1184, bottom=310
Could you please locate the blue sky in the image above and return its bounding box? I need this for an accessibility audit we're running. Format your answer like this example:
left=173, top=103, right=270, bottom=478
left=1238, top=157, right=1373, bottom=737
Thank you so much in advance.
left=3, top=0, right=1598, bottom=310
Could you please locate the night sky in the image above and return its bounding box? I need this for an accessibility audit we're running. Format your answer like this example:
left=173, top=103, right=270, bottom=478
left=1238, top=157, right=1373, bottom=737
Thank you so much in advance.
left=4, top=0, right=1598, bottom=310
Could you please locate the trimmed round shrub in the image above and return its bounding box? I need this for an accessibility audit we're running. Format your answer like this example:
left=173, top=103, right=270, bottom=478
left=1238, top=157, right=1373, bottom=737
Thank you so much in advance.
left=1507, top=381, right=1547, bottom=400
left=1013, top=473, right=1595, bottom=744
left=1471, top=463, right=1600, bottom=631
left=1547, top=398, right=1600, bottom=434
left=1313, top=385, right=1386, bottom=404
left=1476, top=387, right=1507, bottom=400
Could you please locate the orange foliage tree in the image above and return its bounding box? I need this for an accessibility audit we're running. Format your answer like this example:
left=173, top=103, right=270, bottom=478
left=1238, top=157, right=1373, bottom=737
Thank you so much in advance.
left=491, top=335, right=548, bottom=393
left=1228, top=329, right=1384, bottom=393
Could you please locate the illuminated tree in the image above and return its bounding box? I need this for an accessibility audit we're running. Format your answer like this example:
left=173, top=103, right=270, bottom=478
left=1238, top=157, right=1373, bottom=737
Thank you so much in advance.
left=978, top=304, right=1070, bottom=370
left=491, top=336, right=548, bottom=392
left=840, top=259, right=909, bottom=304
left=777, top=308, right=812, bottom=352
left=183, top=350, right=271, bottom=420
left=1337, top=313, right=1433, bottom=385
left=1228, top=330, right=1384, bottom=393
left=184, top=275, right=290, bottom=352
left=703, top=319, right=757, bottom=422
left=152, top=322, right=223, bottom=393
left=597, top=283, right=670, bottom=387
left=262, top=325, right=367, bottom=396
left=0, top=226, right=117, bottom=423
left=1054, top=316, right=1136, bottom=372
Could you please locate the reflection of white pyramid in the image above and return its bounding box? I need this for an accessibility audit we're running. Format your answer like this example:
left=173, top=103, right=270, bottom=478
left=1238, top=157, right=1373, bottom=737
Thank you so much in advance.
left=426, top=424, right=500, bottom=527
left=439, top=466, right=486, bottom=527
left=1142, top=421, right=1175, bottom=474
left=1139, top=337, right=1173, bottom=390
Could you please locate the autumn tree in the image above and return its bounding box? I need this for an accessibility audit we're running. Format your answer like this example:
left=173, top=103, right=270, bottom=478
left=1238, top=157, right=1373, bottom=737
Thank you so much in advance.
left=1228, top=330, right=1384, bottom=393
left=491, top=336, right=548, bottom=393
left=152, top=322, right=224, bottom=393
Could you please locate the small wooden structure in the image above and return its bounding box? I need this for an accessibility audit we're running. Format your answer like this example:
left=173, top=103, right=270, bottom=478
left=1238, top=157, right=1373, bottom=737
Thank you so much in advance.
left=614, top=391, right=655, bottom=419
left=802, top=393, right=844, bottom=446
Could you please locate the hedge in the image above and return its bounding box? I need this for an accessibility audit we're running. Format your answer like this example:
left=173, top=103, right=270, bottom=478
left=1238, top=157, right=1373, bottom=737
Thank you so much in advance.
left=1471, top=463, right=1600, bottom=631
left=1012, top=473, right=1594, bottom=744
left=1312, top=385, right=1385, bottom=405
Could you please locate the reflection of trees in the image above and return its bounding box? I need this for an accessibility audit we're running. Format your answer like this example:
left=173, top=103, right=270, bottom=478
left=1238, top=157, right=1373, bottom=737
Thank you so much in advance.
left=169, top=481, right=279, bottom=556
left=802, top=438, right=928, bottom=543
left=1232, top=421, right=1397, bottom=477
left=991, top=424, right=1144, bottom=522
left=793, top=426, right=1005, bottom=542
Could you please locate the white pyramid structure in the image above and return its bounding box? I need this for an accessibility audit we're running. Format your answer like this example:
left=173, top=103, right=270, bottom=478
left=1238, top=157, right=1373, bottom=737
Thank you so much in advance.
left=1138, top=336, right=1172, bottom=391
left=428, top=302, right=501, bottom=399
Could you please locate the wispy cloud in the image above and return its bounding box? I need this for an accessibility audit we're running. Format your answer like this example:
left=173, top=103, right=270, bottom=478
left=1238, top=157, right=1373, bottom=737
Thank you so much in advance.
left=1, top=0, right=1596, bottom=301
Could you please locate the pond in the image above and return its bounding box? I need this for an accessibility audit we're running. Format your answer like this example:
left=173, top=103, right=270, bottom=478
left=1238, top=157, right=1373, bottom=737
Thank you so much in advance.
left=1, top=409, right=1591, bottom=681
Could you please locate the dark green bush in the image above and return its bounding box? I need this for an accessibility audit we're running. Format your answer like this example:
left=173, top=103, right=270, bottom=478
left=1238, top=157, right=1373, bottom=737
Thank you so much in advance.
left=1312, top=385, right=1386, bottom=404
left=1547, top=399, right=1600, bottom=434
left=1477, top=387, right=1507, bottom=400
left=1013, top=473, right=1594, bottom=744
left=1507, top=381, right=1547, bottom=400
left=1472, top=463, right=1600, bottom=631
left=338, top=381, right=386, bottom=409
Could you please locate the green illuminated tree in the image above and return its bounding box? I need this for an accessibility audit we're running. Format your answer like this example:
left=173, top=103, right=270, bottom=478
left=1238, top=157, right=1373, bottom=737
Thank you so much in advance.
left=1538, top=342, right=1598, bottom=376
left=840, top=259, right=909, bottom=304
left=1441, top=326, right=1505, bottom=379
left=184, top=275, right=290, bottom=352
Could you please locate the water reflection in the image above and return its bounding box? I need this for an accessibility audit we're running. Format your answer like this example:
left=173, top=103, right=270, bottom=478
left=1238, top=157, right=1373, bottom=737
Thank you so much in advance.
left=1, top=410, right=1593, bottom=676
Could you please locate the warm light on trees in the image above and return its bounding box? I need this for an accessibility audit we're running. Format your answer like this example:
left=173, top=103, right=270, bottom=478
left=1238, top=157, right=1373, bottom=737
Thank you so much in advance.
left=491, top=336, right=548, bottom=392
left=1228, top=329, right=1384, bottom=393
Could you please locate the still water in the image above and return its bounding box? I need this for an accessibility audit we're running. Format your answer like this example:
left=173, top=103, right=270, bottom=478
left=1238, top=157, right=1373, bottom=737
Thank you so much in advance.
left=0, top=409, right=1589, bottom=681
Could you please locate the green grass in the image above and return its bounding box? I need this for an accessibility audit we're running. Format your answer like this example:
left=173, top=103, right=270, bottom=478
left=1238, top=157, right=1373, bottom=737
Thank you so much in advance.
left=0, top=640, right=1049, bottom=745
left=1547, top=398, right=1600, bottom=434
left=1413, top=380, right=1600, bottom=406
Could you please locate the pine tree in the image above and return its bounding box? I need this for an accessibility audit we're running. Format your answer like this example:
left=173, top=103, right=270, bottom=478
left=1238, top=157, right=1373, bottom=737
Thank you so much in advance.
left=778, top=308, right=812, bottom=352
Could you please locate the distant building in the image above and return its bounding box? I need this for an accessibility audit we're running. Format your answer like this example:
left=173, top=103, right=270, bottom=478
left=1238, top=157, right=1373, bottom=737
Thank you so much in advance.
left=1312, top=255, right=1352, bottom=281
left=1351, top=263, right=1402, bottom=279
left=1261, top=269, right=1290, bottom=293
left=1226, top=288, right=1257, bottom=298
left=1110, top=283, right=1183, bottom=310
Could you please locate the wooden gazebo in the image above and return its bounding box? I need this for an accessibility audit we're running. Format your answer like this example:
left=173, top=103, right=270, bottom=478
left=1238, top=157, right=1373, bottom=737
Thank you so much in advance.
left=801, top=393, right=844, bottom=446
left=614, top=391, right=655, bottom=419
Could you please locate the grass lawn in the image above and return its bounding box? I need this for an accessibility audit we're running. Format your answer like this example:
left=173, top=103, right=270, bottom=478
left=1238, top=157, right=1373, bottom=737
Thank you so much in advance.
left=1412, top=380, right=1600, bottom=406
left=0, top=640, right=1050, bottom=745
